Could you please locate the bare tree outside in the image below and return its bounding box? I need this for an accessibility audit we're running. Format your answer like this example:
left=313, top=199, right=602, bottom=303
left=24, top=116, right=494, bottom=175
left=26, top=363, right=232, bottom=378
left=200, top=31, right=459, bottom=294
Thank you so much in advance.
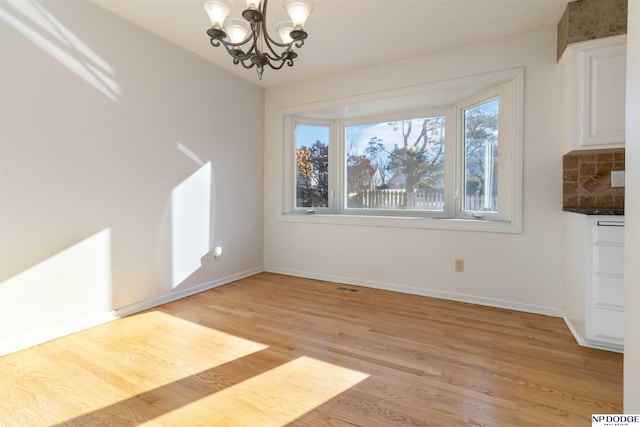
left=294, top=103, right=498, bottom=212
left=347, top=116, right=445, bottom=209
left=295, top=124, right=330, bottom=208
left=463, top=98, right=499, bottom=212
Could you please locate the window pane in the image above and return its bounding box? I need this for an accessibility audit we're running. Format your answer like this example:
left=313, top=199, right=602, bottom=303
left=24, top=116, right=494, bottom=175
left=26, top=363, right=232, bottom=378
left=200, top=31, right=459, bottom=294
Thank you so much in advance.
left=295, top=124, right=330, bottom=208
left=464, top=98, right=499, bottom=213
left=345, top=116, right=445, bottom=210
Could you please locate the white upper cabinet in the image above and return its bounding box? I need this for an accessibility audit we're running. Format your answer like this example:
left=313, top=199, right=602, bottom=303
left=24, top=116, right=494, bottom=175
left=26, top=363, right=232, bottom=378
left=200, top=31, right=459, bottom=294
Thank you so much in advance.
left=562, top=35, right=627, bottom=150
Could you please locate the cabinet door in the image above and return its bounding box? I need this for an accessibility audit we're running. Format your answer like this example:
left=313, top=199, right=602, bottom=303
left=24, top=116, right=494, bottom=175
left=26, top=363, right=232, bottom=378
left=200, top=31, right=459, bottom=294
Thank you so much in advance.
left=582, top=40, right=627, bottom=146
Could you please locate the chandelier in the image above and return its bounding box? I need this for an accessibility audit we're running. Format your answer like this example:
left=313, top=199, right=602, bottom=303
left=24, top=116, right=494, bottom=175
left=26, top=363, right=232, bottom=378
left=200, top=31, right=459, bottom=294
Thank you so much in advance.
left=202, top=0, right=315, bottom=79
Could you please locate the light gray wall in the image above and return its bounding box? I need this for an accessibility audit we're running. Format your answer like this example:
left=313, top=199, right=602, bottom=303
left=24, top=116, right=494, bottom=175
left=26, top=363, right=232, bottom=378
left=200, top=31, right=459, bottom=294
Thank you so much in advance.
left=0, top=0, right=264, bottom=354
left=264, top=28, right=566, bottom=313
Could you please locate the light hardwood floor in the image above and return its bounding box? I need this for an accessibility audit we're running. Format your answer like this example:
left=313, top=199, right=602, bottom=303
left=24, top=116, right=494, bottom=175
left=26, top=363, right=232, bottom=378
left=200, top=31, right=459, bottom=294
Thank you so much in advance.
left=0, top=273, right=622, bottom=426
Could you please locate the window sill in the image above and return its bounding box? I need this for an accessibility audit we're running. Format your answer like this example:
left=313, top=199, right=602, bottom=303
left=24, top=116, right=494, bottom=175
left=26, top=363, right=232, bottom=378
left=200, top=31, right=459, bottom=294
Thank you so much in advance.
left=278, top=213, right=522, bottom=234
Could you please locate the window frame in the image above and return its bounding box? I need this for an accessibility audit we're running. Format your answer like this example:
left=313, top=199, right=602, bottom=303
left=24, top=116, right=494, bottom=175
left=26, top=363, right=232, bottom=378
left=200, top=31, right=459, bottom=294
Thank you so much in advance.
left=459, top=95, right=500, bottom=218
left=280, top=68, right=524, bottom=233
left=456, top=83, right=514, bottom=223
left=284, top=116, right=339, bottom=214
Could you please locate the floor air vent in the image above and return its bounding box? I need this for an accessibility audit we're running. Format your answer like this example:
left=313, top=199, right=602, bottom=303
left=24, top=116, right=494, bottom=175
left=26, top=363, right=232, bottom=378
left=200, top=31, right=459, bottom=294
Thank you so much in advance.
left=337, top=287, right=360, bottom=293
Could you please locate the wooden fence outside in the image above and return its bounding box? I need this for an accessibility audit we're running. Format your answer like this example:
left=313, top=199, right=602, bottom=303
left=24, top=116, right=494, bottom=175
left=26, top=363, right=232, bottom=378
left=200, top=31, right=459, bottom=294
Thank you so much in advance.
left=347, top=189, right=497, bottom=211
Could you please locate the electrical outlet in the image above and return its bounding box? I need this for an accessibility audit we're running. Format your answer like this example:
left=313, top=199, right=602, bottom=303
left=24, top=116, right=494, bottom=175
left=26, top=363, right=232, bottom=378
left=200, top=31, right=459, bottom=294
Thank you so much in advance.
left=200, top=246, right=222, bottom=266
left=455, top=259, right=464, bottom=272
left=611, top=170, right=625, bottom=187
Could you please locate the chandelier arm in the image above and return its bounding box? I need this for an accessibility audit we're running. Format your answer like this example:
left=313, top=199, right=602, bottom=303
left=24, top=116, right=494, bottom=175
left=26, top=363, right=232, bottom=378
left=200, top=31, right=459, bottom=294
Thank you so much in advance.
left=258, top=0, right=293, bottom=56
left=209, top=36, right=258, bottom=63
left=262, top=33, right=306, bottom=60
left=266, top=56, right=295, bottom=70
left=262, top=49, right=291, bottom=62
left=210, top=36, right=254, bottom=52
left=262, top=35, right=294, bottom=60
left=261, top=0, right=298, bottom=52
left=237, top=58, right=257, bottom=70
left=262, top=28, right=295, bottom=50
left=263, top=47, right=299, bottom=64
left=208, top=22, right=256, bottom=52
left=252, top=21, right=263, bottom=54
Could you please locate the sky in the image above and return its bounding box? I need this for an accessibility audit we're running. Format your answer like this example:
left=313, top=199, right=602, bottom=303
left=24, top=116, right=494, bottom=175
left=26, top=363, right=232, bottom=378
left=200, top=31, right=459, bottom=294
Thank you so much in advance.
left=295, top=124, right=329, bottom=149
left=296, top=117, right=445, bottom=161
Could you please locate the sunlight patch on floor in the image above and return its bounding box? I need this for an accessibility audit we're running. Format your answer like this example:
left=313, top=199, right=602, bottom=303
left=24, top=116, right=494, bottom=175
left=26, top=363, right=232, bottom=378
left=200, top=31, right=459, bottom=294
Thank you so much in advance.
left=152, top=356, right=370, bottom=426
left=0, top=311, right=271, bottom=426
left=90, top=310, right=270, bottom=381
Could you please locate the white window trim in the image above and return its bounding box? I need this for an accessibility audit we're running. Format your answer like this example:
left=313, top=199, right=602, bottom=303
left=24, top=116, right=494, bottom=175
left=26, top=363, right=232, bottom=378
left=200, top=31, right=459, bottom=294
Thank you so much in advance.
left=280, top=67, right=524, bottom=234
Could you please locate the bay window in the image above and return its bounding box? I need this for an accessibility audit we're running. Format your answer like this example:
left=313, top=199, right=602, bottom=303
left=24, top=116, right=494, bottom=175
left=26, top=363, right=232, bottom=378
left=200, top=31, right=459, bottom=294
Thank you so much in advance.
left=282, top=68, right=523, bottom=233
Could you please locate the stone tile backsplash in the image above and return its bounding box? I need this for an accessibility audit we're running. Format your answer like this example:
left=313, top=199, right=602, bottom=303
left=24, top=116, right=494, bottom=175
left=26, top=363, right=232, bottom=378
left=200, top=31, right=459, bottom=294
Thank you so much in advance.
left=563, top=148, right=625, bottom=210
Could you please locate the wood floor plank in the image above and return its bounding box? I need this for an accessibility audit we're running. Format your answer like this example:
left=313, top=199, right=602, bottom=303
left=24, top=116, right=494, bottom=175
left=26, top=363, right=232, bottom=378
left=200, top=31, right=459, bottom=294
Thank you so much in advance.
left=0, top=272, right=622, bottom=426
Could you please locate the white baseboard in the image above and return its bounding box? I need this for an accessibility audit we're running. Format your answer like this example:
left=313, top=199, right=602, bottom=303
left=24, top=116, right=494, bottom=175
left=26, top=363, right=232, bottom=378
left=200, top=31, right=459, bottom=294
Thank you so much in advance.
left=0, top=267, right=263, bottom=356
left=7, top=266, right=597, bottom=357
left=112, top=267, right=263, bottom=318
left=562, top=316, right=587, bottom=346
left=562, top=316, right=624, bottom=353
left=265, top=266, right=564, bottom=318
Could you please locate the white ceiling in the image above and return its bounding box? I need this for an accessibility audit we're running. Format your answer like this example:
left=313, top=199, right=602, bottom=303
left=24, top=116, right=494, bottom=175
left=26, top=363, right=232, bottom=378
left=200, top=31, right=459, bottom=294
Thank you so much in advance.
left=90, top=0, right=570, bottom=88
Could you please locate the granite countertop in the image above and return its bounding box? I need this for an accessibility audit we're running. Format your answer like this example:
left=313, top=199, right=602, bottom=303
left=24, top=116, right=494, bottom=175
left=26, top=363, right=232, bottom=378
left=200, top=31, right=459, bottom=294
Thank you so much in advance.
left=563, top=207, right=625, bottom=216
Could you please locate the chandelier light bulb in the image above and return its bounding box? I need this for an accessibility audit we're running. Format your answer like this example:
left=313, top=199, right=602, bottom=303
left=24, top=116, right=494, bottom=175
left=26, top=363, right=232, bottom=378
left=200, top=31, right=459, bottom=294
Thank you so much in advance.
left=225, top=18, right=250, bottom=43
left=275, top=21, right=294, bottom=44
left=202, top=0, right=233, bottom=29
left=245, top=0, right=261, bottom=8
left=283, top=0, right=314, bottom=29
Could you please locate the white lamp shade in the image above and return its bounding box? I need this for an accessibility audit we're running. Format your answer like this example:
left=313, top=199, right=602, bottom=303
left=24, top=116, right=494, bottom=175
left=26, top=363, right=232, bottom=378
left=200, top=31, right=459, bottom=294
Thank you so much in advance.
left=202, top=0, right=233, bottom=28
left=275, top=21, right=294, bottom=44
left=283, top=0, right=314, bottom=29
left=225, top=18, right=250, bottom=43
left=245, top=0, right=261, bottom=8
